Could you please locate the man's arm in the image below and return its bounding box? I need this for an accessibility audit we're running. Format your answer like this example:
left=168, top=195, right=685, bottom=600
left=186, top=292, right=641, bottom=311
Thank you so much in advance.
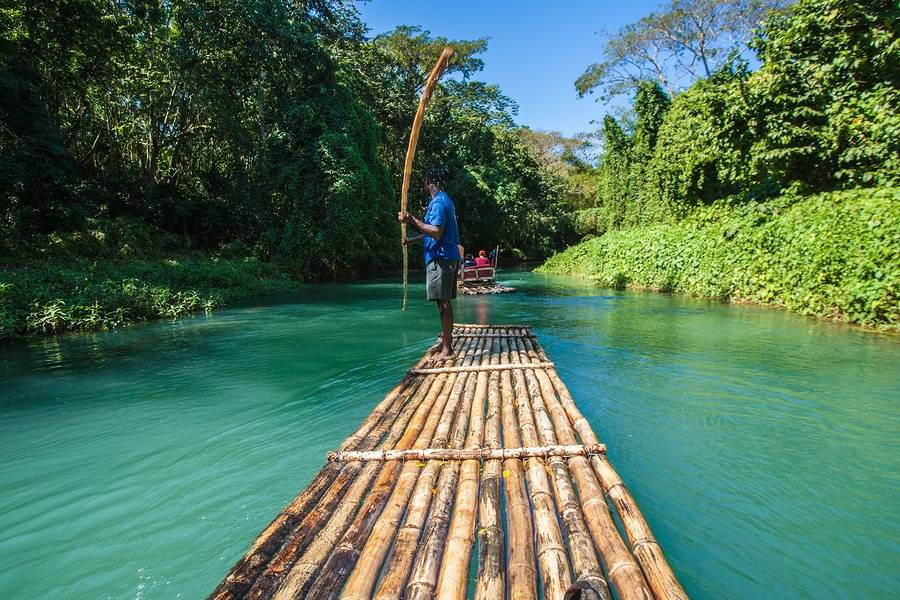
left=402, top=234, right=424, bottom=246
left=398, top=212, right=445, bottom=240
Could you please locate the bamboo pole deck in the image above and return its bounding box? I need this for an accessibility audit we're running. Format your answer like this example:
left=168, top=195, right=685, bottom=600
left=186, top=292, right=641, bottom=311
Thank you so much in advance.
left=211, top=325, right=686, bottom=600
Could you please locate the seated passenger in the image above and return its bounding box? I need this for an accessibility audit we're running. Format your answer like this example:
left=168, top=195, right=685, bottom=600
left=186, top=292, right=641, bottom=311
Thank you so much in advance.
left=474, top=250, right=491, bottom=267
left=464, top=253, right=476, bottom=267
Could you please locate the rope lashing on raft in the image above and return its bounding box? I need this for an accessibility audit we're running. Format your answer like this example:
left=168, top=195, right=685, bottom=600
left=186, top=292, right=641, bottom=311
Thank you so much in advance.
left=400, top=47, right=454, bottom=311
left=327, top=443, right=607, bottom=462
left=452, top=322, right=532, bottom=328
left=439, top=332, right=534, bottom=338
left=408, top=361, right=556, bottom=375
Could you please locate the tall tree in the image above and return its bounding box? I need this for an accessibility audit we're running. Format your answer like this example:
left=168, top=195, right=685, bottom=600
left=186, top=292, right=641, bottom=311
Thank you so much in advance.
left=576, top=0, right=786, bottom=99
left=517, top=128, right=599, bottom=210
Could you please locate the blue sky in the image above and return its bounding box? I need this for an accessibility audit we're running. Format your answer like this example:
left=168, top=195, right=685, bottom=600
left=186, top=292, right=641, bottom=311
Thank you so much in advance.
left=355, top=0, right=660, bottom=137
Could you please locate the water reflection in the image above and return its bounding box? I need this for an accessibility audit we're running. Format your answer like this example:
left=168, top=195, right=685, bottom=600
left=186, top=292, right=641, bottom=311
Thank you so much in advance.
left=476, top=299, right=490, bottom=325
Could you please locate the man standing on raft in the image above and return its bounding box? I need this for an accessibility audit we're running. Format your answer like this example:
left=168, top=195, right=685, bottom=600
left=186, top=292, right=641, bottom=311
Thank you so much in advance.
left=399, top=166, right=460, bottom=360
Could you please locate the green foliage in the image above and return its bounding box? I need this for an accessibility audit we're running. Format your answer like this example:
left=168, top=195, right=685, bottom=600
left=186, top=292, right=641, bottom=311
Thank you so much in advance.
left=0, top=0, right=395, bottom=277
left=1, top=5, right=568, bottom=286
left=0, top=4, right=575, bottom=340
left=747, top=0, right=900, bottom=189
left=594, top=82, right=672, bottom=229
left=440, top=124, right=573, bottom=260
left=572, top=208, right=606, bottom=238
left=585, top=0, right=899, bottom=235
left=646, top=67, right=755, bottom=219
left=0, top=257, right=300, bottom=341
left=539, top=188, right=900, bottom=330
left=596, top=115, right=632, bottom=230
left=554, top=0, right=899, bottom=330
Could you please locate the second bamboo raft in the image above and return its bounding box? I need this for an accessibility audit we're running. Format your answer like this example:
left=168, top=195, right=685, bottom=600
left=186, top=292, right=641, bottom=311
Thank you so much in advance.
left=457, top=282, right=516, bottom=295
left=210, top=325, right=688, bottom=600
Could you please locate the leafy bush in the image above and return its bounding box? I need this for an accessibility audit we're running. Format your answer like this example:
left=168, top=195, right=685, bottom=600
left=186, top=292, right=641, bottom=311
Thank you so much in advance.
left=0, top=257, right=301, bottom=341
left=589, top=0, right=899, bottom=232
left=747, top=0, right=900, bottom=189
left=646, top=70, right=756, bottom=218
left=572, top=208, right=606, bottom=238
left=538, top=188, right=900, bottom=330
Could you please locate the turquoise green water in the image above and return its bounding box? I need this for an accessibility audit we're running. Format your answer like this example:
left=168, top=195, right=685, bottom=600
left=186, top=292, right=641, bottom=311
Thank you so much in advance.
left=1, top=271, right=898, bottom=599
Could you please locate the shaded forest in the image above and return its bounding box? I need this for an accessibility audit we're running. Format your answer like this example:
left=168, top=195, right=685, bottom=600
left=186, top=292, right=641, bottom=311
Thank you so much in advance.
left=1, top=1, right=571, bottom=275
left=1, top=1, right=578, bottom=338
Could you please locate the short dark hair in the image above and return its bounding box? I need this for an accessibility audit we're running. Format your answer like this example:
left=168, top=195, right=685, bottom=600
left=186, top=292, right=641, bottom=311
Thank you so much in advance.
left=425, top=165, right=448, bottom=188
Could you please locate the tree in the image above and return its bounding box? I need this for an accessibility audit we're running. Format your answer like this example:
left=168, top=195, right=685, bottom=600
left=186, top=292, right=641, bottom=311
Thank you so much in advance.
left=576, top=0, right=786, bottom=100
left=344, top=25, right=489, bottom=181
left=1, top=1, right=576, bottom=269
left=596, top=115, right=632, bottom=229
left=747, top=0, right=899, bottom=189
left=517, top=128, right=599, bottom=210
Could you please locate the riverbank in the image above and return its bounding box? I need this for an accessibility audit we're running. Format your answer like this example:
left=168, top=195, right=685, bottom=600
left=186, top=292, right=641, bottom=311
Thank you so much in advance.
left=538, top=188, right=899, bottom=331
left=0, top=257, right=303, bottom=342
left=0, top=236, right=540, bottom=343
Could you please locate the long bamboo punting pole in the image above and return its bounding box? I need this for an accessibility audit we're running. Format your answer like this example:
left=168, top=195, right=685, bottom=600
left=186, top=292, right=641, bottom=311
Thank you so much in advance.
left=404, top=333, right=488, bottom=600
left=307, top=336, right=485, bottom=600
left=434, top=336, right=490, bottom=600
left=521, top=342, right=654, bottom=600
left=498, top=336, right=539, bottom=600
left=209, top=368, right=426, bottom=600
left=475, top=337, right=504, bottom=600
left=341, top=335, right=483, bottom=600
left=528, top=340, right=688, bottom=600
left=271, top=336, right=479, bottom=600
left=511, top=337, right=612, bottom=600
left=504, top=336, right=574, bottom=600
left=400, top=47, right=454, bottom=310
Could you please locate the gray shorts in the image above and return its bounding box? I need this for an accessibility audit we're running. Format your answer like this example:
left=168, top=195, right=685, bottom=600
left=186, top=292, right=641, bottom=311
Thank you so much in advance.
left=426, top=258, right=459, bottom=301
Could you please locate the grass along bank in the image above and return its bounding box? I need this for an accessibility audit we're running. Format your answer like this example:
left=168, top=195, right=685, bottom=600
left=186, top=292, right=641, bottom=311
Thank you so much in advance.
left=538, top=188, right=900, bottom=331
left=0, top=257, right=302, bottom=342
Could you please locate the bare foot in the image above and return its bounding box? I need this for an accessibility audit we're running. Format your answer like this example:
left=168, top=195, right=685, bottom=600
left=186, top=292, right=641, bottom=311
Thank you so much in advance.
left=433, top=349, right=456, bottom=361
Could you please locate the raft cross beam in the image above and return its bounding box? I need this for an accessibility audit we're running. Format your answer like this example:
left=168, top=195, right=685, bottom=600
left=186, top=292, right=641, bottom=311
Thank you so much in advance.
left=327, top=443, right=607, bottom=462
left=210, top=324, right=687, bottom=600
left=408, top=361, right=555, bottom=375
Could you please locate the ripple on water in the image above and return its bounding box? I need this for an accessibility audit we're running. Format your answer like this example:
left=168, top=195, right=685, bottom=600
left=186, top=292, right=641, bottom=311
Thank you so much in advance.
left=0, top=272, right=898, bottom=599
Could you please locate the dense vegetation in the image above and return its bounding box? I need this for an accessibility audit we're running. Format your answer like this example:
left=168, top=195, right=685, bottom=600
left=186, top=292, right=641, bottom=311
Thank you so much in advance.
left=543, top=188, right=899, bottom=329
left=542, top=0, right=899, bottom=330
left=2, top=0, right=897, bottom=339
left=0, top=1, right=571, bottom=340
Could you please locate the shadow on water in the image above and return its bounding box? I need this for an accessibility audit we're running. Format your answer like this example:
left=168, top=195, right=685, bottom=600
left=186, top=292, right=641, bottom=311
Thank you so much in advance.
left=0, top=269, right=898, bottom=599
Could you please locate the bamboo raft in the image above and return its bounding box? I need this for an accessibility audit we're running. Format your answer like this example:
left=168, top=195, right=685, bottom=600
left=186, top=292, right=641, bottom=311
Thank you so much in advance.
left=210, top=324, right=687, bottom=600
left=458, top=282, right=516, bottom=295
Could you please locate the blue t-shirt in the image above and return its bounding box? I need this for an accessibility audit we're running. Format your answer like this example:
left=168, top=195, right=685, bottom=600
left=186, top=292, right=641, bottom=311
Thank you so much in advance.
left=423, top=191, right=460, bottom=264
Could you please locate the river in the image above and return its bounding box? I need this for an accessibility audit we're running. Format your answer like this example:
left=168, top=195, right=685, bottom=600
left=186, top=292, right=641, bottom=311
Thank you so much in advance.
left=1, top=270, right=898, bottom=599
